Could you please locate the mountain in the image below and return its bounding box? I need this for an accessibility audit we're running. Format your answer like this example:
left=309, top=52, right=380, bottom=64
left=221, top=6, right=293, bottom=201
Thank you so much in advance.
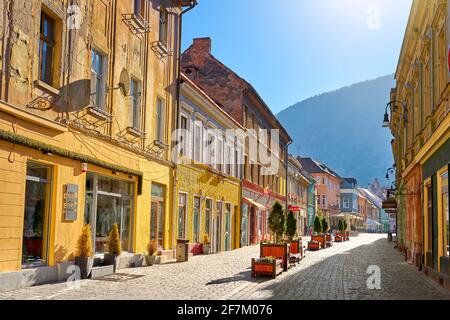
left=277, top=75, right=395, bottom=187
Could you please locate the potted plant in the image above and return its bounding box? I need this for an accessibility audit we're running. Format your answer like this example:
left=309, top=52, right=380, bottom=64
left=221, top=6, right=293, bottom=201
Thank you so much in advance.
left=336, top=219, right=346, bottom=242
left=261, top=202, right=290, bottom=271
left=202, top=234, right=211, bottom=255
left=74, top=224, right=94, bottom=279
left=311, top=216, right=326, bottom=249
left=322, top=218, right=332, bottom=247
left=145, top=239, right=158, bottom=266
left=104, top=223, right=122, bottom=273
left=286, top=211, right=297, bottom=241
left=251, top=256, right=283, bottom=279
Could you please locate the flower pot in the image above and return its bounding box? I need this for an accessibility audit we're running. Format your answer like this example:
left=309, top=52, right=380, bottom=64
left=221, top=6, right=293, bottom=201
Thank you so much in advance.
left=74, top=256, right=94, bottom=279
left=202, top=244, right=211, bottom=255
left=104, top=253, right=120, bottom=273
left=132, top=254, right=144, bottom=268
left=145, top=255, right=157, bottom=266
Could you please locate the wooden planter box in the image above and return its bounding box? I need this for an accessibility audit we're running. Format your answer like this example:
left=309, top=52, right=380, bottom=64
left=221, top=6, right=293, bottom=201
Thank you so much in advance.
left=289, top=239, right=304, bottom=264
left=311, top=235, right=326, bottom=248
left=325, top=234, right=333, bottom=247
left=260, top=243, right=290, bottom=271
left=251, top=258, right=283, bottom=279
left=335, top=235, right=344, bottom=242
left=308, top=241, right=321, bottom=251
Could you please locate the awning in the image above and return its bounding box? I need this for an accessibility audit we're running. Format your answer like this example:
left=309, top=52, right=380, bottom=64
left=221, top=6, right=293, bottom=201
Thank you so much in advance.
left=243, top=197, right=267, bottom=210
left=364, top=219, right=381, bottom=226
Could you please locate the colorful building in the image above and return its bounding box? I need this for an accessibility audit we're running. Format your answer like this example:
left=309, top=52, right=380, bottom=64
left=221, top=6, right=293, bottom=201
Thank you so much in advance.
left=0, top=0, right=196, bottom=291
left=388, top=0, right=449, bottom=289
left=298, top=157, right=342, bottom=227
left=340, top=178, right=364, bottom=230
left=287, top=155, right=309, bottom=236
left=177, top=74, right=243, bottom=253
left=181, top=38, right=292, bottom=246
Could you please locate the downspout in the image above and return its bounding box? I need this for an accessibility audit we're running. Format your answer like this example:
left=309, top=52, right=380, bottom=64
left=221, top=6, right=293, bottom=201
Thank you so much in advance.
left=172, top=1, right=197, bottom=250
left=285, top=140, right=292, bottom=211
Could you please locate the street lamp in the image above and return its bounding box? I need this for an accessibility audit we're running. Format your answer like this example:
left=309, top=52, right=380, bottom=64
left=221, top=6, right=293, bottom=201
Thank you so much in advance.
left=385, top=167, right=396, bottom=180
left=382, top=101, right=408, bottom=128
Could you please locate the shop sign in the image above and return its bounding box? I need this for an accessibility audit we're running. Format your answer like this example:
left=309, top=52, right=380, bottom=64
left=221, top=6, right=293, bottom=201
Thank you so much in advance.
left=63, top=184, right=79, bottom=221
left=288, top=205, right=300, bottom=212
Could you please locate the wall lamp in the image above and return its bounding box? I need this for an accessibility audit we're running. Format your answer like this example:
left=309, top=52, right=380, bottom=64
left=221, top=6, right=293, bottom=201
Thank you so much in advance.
left=382, top=101, right=408, bottom=128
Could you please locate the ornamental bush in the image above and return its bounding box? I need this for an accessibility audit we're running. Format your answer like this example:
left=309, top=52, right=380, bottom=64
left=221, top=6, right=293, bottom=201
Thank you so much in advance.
left=313, top=216, right=322, bottom=235
left=322, top=218, right=329, bottom=234
left=338, top=219, right=345, bottom=233
left=286, top=211, right=297, bottom=240
left=108, top=223, right=122, bottom=256
left=76, top=224, right=93, bottom=258
left=268, top=202, right=286, bottom=243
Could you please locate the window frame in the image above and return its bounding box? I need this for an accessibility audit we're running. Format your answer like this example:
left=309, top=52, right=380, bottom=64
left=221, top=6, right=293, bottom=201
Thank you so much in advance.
left=130, top=78, right=141, bottom=130
left=39, top=11, right=56, bottom=86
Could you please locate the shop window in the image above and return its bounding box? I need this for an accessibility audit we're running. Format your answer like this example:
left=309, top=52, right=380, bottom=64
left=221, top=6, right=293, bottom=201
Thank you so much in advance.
left=427, top=184, right=433, bottom=253
left=178, top=194, right=187, bottom=239
left=151, top=184, right=165, bottom=249
left=442, top=172, right=449, bottom=257
left=193, top=196, right=201, bottom=243
left=84, top=173, right=134, bottom=254
left=39, top=12, right=56, bottom=86
left=22, top=162, right=52, bottom=265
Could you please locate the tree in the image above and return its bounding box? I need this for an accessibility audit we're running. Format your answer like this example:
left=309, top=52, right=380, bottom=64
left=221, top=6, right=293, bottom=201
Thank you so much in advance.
left=321, top=218, right=329, bottom=234
left=108, top=223, right=122, bottom=256
left=268, top=202, right=286, bottom=243
left=286, top=211, right=297, bottom=240
left=338, top=219, right=345, bottom=233
left=313, top=216, right=322, bottom=235
left=343, top=220, right=348, bottom=232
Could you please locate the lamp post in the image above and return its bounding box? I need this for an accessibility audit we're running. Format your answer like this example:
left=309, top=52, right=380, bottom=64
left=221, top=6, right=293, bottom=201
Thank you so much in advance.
left=382, top=101, right=408, bottom=128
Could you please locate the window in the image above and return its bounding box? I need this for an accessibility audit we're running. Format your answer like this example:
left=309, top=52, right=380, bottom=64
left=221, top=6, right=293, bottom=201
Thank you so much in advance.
left=193, top=196, right=201, bottom=243
left=193, top=122, right=202, bottom=162
left=180, top=114, right=188, bottom=156
left=217, top=137, right=224, bottom=171
left=151, top=184, right=165, bottom=249
left=91, top=50, right=106, bottom=110
left=205, top=199, right=212, bottom=237
left=225, top=144, right=232, bottom=175
left=178, top=194, right=187, bottom=239
left=244, top=155, right=248, bottom=180
left=39, top=12, right=56, bottom=86
left=23, top=162, right=52, bottom=265
left=156, top=97, right=166, bottom=143
left=442, top=172, right=449, bottom=257
left=343, top=199, right=349, bottom=209
left=159, top=6, right=168, bottom=46
left=134, top=0, right=145, bottom=20
left=130, top=78, right=141, bottom=129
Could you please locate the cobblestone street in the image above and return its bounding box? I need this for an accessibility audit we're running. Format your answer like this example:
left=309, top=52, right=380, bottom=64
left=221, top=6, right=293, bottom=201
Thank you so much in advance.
left=1, top=234, right=449, bottom=300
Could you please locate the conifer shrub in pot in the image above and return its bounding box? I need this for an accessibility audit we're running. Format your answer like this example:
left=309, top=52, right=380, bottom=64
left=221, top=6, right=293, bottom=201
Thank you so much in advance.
left=75, top=224, right=94, bottom=279
left=286, top=211, right=297, bottom=242
left=145, top=239, right=158, bottom=266
left=104, top=223, right=122, bottom=272
left=311, top=216, right=326, bottom=248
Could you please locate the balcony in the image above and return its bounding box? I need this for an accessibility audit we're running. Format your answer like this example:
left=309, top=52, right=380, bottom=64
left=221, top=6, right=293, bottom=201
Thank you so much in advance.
left=122, top=13, right=151, bottom=39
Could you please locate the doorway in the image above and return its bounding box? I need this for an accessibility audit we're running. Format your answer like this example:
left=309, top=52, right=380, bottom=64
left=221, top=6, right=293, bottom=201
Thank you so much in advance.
left=151, top=184, right=165, bottom=249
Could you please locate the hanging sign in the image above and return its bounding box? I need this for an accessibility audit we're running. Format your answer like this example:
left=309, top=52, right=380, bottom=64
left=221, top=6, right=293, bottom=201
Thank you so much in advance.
left=63, top=184, right=79, bottom=221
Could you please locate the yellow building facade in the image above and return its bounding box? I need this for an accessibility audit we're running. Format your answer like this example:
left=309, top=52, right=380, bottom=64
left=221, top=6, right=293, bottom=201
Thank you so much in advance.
left=0, top=0, right=197, bottom=290
left=390, top=0, right=450, bottom=289
left=176, top=75, right=243, bottom=253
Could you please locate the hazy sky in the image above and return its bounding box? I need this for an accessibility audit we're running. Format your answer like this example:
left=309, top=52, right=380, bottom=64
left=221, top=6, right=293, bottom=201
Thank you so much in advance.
left=182, top=0, right=412, bottom=113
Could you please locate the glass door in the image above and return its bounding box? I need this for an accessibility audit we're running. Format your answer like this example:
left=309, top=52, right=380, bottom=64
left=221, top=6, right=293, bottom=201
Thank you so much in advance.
left=225, top=204, right=232, bottom=251
left=215, top=202, right=223, bottom=252
left=22, top=162, right=52, bottom=266
left=151, top=184, right=166, bottom=249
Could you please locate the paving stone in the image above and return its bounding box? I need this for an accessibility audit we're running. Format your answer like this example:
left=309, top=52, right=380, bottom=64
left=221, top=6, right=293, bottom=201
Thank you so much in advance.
left=0, top=234, right=449, bottom=300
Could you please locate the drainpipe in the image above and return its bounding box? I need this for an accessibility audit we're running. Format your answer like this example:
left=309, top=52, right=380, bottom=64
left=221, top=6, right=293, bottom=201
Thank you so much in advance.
left=172, top=0, right=197, bottom=251
left=285, top=140, right=293, bottom=212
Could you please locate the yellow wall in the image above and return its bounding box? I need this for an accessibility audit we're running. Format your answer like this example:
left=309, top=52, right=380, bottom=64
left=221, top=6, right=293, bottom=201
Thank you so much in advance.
left=175, top=163, right=241, bottom=251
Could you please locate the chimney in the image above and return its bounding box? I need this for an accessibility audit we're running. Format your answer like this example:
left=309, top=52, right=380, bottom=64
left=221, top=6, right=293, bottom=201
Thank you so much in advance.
left=193, top=37, right=212, bottom=54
